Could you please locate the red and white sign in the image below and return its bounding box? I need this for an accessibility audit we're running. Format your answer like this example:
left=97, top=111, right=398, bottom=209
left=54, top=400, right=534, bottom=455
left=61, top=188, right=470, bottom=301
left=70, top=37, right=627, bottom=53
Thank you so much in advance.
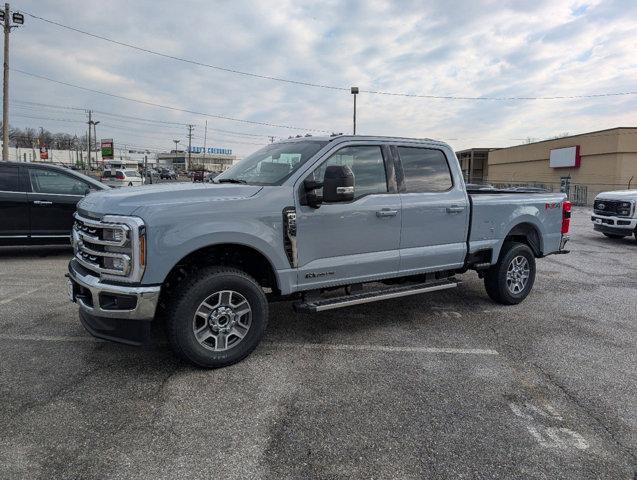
left=39, top=147, right=48, bottom=160
left=549, top=145, right=580, bottom=168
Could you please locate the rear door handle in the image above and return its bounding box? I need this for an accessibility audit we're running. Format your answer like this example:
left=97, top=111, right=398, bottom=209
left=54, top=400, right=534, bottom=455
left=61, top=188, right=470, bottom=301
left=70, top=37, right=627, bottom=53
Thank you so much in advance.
left=376, top=209, right=399, bottom=217
left=446, top=205, right=465, bottom=213
left=33, top=200, right=53, bottom=206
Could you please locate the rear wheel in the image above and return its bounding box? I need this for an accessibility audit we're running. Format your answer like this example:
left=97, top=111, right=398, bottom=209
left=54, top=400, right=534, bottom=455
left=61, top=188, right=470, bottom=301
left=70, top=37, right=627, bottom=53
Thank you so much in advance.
left=484, top=242, right=536, bottom=305
left=603, top=232, right=625, bottom=239
left=165, top=267, right=268, bottom=368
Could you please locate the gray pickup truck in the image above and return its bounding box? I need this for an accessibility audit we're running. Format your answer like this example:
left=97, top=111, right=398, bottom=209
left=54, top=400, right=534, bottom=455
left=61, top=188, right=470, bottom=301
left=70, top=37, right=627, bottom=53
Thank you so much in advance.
left=67, top=136, right=571, bottom=367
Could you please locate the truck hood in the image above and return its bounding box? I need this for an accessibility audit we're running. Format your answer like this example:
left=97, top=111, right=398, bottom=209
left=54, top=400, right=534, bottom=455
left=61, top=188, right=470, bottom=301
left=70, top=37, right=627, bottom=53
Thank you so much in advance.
left=78, top=183, right=263, bottom=217
left=595, top=190, right=637, bottom=201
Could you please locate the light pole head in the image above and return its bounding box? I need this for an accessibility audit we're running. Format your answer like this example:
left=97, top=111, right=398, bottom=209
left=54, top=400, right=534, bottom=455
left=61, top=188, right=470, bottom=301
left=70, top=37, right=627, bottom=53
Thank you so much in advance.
left=350, top=86, right=359, bottom=95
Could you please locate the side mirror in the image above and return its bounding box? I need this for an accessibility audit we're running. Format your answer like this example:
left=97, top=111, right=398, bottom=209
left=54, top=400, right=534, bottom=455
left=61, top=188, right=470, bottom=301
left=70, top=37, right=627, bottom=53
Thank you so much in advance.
left=303, top=179, right=323, bottom=209
left=84, top=187, right=92, bottom=196
left=323, top=165, right=354, bottom=203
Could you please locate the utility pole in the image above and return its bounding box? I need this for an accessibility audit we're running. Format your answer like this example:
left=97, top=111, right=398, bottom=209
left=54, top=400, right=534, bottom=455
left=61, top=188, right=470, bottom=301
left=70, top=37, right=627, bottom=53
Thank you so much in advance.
left=186, top=124, right=194, bottom=172
left=2, top=3, right=24, bottom=160
left=350, top=87, right=359, bottom=135
left=86, top=110, right=92, bottom=170
left=203, top=120, right=207, bottom=160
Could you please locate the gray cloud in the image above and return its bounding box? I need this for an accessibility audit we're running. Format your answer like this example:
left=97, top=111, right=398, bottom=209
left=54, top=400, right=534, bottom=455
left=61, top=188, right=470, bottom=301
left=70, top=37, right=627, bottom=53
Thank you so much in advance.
left=8, top=0, right=637, bottom=155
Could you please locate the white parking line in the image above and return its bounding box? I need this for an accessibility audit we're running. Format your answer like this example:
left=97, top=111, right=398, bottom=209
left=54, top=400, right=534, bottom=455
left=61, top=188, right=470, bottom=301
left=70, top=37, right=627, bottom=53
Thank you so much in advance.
left=0, top=283, right=54, bottom=306
left=269, top=342, right=498, bottom=355
left=0, top=334, right=498, bottom=355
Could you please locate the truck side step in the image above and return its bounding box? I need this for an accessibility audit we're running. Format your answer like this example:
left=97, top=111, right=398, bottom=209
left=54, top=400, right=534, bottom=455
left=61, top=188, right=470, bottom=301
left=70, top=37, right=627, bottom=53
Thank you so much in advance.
left=294, top=278, right=459, bottom=313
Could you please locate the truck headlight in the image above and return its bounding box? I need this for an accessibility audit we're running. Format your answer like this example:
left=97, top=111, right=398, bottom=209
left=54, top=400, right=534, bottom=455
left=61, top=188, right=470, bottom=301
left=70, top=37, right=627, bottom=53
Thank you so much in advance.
left=103, top=227, right=127, bottom=243
left=103, top=256, right=128, bottom=272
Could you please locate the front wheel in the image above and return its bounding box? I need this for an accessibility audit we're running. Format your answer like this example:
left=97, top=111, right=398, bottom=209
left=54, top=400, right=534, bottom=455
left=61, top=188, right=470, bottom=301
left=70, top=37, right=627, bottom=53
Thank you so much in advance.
left=165, top=267, right=268, bottom=368
left=484, top=242, right=536, bottom=305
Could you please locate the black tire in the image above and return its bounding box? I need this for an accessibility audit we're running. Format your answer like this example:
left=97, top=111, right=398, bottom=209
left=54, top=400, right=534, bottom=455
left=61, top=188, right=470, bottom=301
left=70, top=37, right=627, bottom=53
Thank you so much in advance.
left=603, top=232, right=625, bottom=239
left=484, top=242, right=536, bottom=305
left=165, top=266, right=268, bottom=368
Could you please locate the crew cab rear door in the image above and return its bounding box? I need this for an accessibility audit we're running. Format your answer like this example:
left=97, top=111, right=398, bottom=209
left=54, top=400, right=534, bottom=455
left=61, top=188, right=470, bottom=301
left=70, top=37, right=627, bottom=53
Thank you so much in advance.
left=393, top=144, right=469, bottom=274
left=294, top=143, right=401, bottom=289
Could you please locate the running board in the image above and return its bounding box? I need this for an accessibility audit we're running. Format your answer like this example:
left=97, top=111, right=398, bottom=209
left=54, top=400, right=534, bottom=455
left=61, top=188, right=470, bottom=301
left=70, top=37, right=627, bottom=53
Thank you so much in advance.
left=294, top=278, right=459, bottom=313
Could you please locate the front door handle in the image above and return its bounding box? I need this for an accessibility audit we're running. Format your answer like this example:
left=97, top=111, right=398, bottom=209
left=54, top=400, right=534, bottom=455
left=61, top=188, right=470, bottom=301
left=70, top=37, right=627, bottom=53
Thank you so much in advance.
left=446, top=205, right=465, bottom=213
left=33, top=200, right=53, bottom=206
left=376, top=209, right=399, bottom=218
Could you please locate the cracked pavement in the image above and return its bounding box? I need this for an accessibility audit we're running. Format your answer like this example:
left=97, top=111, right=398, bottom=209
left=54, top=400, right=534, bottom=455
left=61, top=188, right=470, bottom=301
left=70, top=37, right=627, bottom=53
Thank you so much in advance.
left=0, top=206, right=635, bottom=479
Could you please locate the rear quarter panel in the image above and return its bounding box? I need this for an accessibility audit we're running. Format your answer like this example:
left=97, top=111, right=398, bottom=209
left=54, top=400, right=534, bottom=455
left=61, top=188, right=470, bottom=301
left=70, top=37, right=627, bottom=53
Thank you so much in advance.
left=469, top=193, right=566, bottom=263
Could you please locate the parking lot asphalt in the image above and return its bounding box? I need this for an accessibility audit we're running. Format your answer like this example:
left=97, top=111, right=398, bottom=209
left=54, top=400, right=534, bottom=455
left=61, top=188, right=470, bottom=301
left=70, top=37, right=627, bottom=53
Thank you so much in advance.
left=0, top=206, right=635, bottom=479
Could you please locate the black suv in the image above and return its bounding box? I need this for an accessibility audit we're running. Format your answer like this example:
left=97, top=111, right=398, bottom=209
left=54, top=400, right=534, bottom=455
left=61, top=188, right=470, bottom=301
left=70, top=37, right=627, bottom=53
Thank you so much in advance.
left=0, top=162, right=108, bottom=245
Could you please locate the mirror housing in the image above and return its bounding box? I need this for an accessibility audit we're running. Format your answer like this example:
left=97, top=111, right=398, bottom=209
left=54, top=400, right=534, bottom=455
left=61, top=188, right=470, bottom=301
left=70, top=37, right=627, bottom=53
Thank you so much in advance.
left=323, top=165, right=355, bottom=203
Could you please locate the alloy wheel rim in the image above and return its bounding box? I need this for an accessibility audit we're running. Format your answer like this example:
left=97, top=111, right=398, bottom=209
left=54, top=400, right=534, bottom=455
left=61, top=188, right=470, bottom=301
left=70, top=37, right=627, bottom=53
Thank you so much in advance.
left=192, top=290, right=252, bottom=351
left=506, top=255, right=530, bottom=294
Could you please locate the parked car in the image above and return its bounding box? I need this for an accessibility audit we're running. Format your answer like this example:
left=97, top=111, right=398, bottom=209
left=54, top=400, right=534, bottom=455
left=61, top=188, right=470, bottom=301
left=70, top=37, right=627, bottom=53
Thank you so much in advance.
left=159, top=168, right=177, bottom=180
left=591, top=190, right=637, bottom=241
left=0, top=161, right=107, bottom=245
left=101, top=169, right=143, bottom=188
left=192, top=170, right=205, bottom=182
left=67, top=135, right=571, bottom=368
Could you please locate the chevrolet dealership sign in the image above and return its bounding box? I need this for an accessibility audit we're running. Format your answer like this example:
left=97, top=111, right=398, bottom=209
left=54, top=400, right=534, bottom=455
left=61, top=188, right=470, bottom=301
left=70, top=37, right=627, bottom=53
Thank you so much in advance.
left=188, top=147, right=233, bottom=155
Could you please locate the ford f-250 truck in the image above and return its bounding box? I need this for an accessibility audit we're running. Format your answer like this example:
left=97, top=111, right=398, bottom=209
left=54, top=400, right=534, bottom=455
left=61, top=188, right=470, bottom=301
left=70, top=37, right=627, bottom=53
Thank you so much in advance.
left=591, top=190, right=637, bottom=242
left=67, top=136, right=571, bottom=368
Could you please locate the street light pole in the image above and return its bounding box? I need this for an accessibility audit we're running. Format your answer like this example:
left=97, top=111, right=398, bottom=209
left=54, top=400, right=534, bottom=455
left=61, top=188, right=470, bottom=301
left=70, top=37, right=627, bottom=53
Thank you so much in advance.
left=350, top=87, right=359, bottom=135
left=172, top=139, right=180, bottom=171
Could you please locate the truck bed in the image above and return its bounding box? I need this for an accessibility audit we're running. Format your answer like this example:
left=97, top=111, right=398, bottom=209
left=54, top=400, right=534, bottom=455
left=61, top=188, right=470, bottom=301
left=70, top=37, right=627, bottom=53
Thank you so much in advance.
left=468, top=192, right=566, bottom=262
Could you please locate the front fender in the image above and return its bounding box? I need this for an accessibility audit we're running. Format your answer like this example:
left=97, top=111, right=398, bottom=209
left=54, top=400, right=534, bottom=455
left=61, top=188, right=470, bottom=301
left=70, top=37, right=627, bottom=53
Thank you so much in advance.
left=142, top=219, right=289, bottom=285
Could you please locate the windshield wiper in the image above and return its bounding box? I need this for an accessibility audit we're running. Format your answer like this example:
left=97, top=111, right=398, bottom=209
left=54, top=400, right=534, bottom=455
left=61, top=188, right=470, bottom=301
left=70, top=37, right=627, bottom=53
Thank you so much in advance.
left=216, top=178, right=247, bottom=184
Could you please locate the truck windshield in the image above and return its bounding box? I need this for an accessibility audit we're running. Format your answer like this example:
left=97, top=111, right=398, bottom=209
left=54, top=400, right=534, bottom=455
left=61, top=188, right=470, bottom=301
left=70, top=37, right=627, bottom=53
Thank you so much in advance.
left=215, top=141, right=328, bottom=185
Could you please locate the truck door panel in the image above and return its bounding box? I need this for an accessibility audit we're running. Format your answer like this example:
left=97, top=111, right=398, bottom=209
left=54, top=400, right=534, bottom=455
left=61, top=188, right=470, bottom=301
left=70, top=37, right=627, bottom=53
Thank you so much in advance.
left=395, top=146, right=469, bottom=273
left=295, top=144, right=401, bottom=289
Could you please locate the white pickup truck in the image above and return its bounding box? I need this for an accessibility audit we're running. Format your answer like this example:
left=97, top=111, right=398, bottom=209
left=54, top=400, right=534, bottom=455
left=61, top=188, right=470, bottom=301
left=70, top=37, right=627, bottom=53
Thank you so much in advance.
left=591, top=190, right=637, bottom=242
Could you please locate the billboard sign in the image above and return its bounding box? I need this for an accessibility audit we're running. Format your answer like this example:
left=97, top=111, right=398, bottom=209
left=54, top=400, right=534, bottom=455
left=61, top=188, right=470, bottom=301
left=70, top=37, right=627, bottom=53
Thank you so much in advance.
left=101, top=139, right=114, bottom=160
left=550, top=146, right=580, bottom=168
left=188, top=146, right=232, bottom=155
left=39, top=147, right=48, bottom=160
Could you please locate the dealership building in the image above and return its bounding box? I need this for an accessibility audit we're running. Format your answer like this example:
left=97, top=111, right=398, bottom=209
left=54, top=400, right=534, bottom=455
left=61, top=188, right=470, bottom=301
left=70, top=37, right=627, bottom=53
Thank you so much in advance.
left=157, top=147, right=237, bottom=172
left=457, top=127, right=637, bottom=205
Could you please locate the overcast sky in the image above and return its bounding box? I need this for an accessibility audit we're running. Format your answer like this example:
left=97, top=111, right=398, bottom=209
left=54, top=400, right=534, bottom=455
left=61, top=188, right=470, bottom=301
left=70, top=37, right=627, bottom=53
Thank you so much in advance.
left=9, top=0, right=637, bottom=156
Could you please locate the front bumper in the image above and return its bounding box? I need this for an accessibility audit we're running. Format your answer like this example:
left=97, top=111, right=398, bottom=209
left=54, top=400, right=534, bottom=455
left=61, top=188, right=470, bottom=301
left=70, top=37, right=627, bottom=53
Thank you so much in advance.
left=67, top=259, right=161, bottom=345
left=591, top=215, right=637, bottom=236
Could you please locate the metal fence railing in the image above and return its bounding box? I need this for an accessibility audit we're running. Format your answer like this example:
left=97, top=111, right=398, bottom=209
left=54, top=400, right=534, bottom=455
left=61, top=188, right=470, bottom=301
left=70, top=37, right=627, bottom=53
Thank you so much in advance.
left=486, top=180, right=633, bottom=206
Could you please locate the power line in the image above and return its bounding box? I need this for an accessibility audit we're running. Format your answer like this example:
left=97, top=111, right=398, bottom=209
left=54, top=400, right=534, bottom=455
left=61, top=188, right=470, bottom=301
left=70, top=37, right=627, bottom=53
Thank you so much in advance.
left=13, top=68, right=330, bottom=133
left=11, top=99, right=274, bottom=138
left=19, top=9, right=637, bottom=101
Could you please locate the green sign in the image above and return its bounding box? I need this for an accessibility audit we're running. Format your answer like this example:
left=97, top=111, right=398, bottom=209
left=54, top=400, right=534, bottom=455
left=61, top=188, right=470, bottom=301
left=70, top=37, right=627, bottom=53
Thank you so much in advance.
left=101, top=139, right=114, bottom=159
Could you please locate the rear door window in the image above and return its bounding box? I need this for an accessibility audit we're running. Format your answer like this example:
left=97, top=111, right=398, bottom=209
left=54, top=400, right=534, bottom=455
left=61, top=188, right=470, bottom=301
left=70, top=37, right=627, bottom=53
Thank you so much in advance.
left=0, top=165, right=20, bottom=191
left=398, top=147, right=453, bottom=193
left=29, top=168, right=89, bottom=195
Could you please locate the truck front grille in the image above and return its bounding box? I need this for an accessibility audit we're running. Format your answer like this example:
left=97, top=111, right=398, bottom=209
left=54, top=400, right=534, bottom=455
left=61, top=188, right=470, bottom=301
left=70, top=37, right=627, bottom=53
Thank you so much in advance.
left=593, top=199, right=633, bottom=217
left=73, top=214, right=132, bottom=277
